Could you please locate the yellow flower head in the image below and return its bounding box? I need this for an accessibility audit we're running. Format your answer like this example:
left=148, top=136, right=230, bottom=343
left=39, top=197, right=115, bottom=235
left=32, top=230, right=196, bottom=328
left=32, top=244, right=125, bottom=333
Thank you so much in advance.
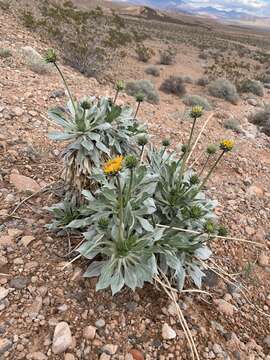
left=220, top=139, right=234, bottom=152
left=103, top=156, right=123, bottom=175
left=190, top=105, right=203, bottom=119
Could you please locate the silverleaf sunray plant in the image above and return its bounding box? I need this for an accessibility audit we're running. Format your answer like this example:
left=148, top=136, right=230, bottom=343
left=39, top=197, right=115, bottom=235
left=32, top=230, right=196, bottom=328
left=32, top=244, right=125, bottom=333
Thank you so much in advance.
left=45, top=52, right=236, bottom=295
left=45, top=49, right=146, bottom=199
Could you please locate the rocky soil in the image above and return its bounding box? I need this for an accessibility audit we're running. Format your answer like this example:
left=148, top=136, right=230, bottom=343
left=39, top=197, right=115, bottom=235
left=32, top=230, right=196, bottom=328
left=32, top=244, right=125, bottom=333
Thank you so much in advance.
left=1, top=9, right=270, bottom=360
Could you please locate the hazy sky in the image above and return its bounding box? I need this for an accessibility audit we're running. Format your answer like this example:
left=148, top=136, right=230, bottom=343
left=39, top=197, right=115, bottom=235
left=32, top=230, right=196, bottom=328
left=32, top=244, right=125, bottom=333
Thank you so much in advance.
left=128, top=0, right=270, bottom=15
left=177, top=0, right=270, bottom=13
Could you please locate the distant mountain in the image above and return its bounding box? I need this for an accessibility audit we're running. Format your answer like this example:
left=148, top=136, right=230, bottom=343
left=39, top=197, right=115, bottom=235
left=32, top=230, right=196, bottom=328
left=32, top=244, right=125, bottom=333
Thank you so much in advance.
left=127, top=1, right=268, bottom=22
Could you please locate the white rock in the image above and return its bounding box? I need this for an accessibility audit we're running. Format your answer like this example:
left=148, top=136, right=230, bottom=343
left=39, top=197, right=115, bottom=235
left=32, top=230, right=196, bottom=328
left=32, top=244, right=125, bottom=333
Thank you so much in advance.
left=20, top=236, right=35, bottom=247
left=258, top=254, right=269, bottom=267
left=100, top=354, right=110, bottom=360
left=0, top=287, right=9, bottom=301
left=214, top=299, right=237, bottom=316
left=83, top=325, right=97, bottom=340
left=102, top=344, right=118, bottom=355
left=162, top=323, right=176, bottom=340
left=52, top=322, right=72, bottom=355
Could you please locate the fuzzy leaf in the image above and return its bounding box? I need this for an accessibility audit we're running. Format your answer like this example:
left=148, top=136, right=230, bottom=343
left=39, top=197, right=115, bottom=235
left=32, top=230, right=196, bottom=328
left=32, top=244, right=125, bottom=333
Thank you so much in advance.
left=137, top=217, right=154, bottom=232
left=84, top=261, right=107, bottom=278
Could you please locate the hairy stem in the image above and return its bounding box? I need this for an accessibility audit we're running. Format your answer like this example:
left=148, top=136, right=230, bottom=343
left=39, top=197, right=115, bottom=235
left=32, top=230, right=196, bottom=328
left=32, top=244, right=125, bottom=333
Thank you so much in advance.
left=179, top=117, right=197, bottom=179
left=126, top=168, right=134, bottom=205
left=54, top=63, right=76, bottom=114
left=134, top=102, right=141, bottom=119
left=199, top=154, right=211, bottom=177
left=198, top=151, right=225, bottom=192
left=113, top=89, right=119, bottom=105
left=116, top=175, right=124, bottom=243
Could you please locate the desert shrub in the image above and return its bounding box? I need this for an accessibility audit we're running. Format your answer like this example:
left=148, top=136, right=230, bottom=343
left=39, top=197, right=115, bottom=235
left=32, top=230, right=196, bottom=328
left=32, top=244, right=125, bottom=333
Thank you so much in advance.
left=0, top=48, right=12, bottom=58
left=183, top=95, right=211, bottom=110
left=249, top=104, right=270, bottom=136
left=183, top=76, right=193, bottom=84
left=20, top=10, right=37, bottom=29
left=197, top=77, right=209, bottom=87
left=258, top=74, right=270, bottom=84
left=135, top=44, right=154, bottom=63
left=145, top=66, right=160, bottom=77
left=224, top=118, right=241, bottom=132
left=0, top=0, right=9, bottom=10
left=240, top=79, right=264, bottom=97
left=160, top=76, right=186, bottom=97
left=208, top=79, right=239, bottom=104
left=126, top=80, right=159, bottom=104
left=21, top=46, right=53, bottom=74
left=159, top=47, right=177, bottom=65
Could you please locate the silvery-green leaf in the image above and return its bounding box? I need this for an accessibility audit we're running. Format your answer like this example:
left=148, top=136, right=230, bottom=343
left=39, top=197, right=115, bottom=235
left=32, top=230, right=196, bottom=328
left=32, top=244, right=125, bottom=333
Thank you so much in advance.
left=96, top=263, right=114, bottom=291
left=49, top=132, right=75, bottom=141
left=176, top=268, right=186, bottom=290
left=137, top=217, right=154, bottom=232
left=82, top=190, right=95, bottom=202
left=188, top=265, right=205, bottom=288
left=194, top=246, right=212, bottom=260
left=67, top=218, right=92, bottom=229
left=124, top=266, right=137, bottom=290
left=81, top=138, right=94, bottom=151
left=95, top=141, right=110, bottom=155
left=111, top=271, right=125, bottom=295
left=84, top=261, right=107, bottom=278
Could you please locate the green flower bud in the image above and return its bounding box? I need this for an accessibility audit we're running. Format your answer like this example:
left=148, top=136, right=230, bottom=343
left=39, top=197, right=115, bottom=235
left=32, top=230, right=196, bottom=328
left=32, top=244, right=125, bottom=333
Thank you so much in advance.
left=204, top=221, right=216, bottom=234
left=162, top=139, right=170, bottom=147
left=218, top=225, right=228, bottom=237
left=115, top=80, right=125, bottom=91
left=190, top=174, right=200, bottom=185
left=98, top=217, right=109, bottom=230
left=80, top=100, right=91, bottom=110
left=190, top=105, right=203, bottom=119
left=189, top=206, right=203, bottom=219
left=125, top=155, right=138, bottom=169
left=44, top=48, right=57, bottom=63
left=137, top=134, right=148, bottom=147
left=206, top=144, right=217, bottom=155
left=135, top=92, right=145, bottom=103
left=181, top=144, right=188, bottom=154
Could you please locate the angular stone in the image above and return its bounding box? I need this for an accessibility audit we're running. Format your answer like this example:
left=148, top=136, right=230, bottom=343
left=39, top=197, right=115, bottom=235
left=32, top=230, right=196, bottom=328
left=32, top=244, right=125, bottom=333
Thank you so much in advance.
left=0, top=235, right=14, bottom=246
left=52, top=322, right=72, bottom=355
left=102, top=344, right=118, bottom=355
left=28, top=296, right=43, bottom=318
left=20, top=236, right=35, bottom=247
left=9, top=276, right=29, bottom=289
left=258, top=254, right=269, bottom=267
left=30, top=352, right=48, bottom=360
left=83, top=325, right=96, bottom=340
left=0, top=338, right=12, bottom=355
left=214, top=299, right=237, bottom=316
left=129, top=349, right=144, bottom=360
left=0, top=287, right=9, bottom=301
left=162, top=323, right=176, bottom=340
left=10, top=173, right=41, bottom=193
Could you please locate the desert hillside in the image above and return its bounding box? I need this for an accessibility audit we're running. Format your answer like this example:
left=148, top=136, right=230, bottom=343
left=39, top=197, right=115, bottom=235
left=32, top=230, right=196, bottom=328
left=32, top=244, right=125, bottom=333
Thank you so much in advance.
left=0, top=1, right=270, bottom=359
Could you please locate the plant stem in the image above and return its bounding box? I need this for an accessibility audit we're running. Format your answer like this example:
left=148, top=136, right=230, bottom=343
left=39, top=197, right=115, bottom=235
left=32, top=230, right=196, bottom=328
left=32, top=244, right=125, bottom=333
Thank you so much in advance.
left=54, top=62, right=76, bottom=114
left=139, top=145, right=145, bottom=162
left=116, top=175, right=124, bottom=243
left=198, top=151, right=225, bottom=192
left=134, top=102, right=141, bottom=119
left=113, top=89, right=119, bottom=104
left=179, top=117, right=197, bottom=179
left=199, top=154, right=211, bottom=177
left=126, top=168, right=134, bottom=205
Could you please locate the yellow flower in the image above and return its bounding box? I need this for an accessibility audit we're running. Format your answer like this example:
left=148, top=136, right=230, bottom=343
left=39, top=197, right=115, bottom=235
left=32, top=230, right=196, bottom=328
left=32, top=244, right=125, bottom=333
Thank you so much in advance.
left=220, top=139, right=234, bottom=152
left=103, top=156, right=123, bottom=175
